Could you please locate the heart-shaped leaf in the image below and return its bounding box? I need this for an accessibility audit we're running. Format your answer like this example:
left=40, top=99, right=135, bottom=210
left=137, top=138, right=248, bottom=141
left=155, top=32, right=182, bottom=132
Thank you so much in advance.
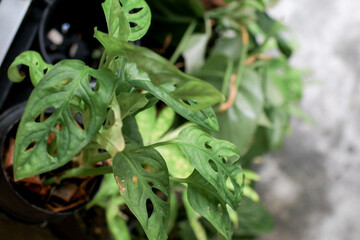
left=177, top=125, right=243, bottom=209
left=8, top=51, right=52, bottom=86
left=13, top=60, right=117, bottom=180
left=186, top=170, right=233, bottom=240
left=94, top=30, right=222, bottom=131
left=112, top=144, right=170, bottom=240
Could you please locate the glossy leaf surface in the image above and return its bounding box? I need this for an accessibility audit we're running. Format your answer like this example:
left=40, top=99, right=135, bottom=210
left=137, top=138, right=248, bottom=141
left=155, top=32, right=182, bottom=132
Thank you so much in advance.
left=13, top=60, right=117, bottom=180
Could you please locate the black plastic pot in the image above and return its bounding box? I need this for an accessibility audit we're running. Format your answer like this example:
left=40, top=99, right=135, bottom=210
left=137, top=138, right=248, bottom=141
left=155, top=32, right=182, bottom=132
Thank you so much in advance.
left=0, top=102, right=102, bottom=225
left=39, top=0, right=106, bottom=67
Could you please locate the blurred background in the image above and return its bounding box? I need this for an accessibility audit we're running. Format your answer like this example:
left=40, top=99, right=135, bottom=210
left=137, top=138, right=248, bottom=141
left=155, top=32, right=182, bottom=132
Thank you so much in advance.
left=255, top=0, right=360, bottom=239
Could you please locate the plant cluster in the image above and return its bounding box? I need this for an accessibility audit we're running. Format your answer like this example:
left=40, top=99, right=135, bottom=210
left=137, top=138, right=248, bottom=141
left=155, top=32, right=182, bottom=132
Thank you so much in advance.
left=7, top=0, right=304, bottom=239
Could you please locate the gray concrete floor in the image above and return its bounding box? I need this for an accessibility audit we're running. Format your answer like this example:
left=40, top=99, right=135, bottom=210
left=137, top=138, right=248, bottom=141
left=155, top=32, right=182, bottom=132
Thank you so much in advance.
left=255, top=1, right=360, bottom=240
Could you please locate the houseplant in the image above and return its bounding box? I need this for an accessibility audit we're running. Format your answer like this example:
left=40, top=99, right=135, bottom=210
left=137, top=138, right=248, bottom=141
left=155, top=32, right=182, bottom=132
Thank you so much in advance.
left=86, top=0, right=305, bottom=239
left=6, top=0, right=249, bottom=239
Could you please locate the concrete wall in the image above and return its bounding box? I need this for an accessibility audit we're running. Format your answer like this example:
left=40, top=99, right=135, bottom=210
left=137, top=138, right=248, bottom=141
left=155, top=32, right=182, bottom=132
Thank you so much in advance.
left=255, top=1, right=360, bottom=239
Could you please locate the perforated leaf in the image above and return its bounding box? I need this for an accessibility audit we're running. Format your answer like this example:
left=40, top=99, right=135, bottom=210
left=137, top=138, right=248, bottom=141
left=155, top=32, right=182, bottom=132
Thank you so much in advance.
left=119, top=0, right=152, bottom=41
left=112, top=144, right=170, bottom=240
left=8, top=51, right=52, bottom=86
left=13, top=60, right=117, bottom=180
left=177, top=125, right=243, bottom=209
left=186, top=170, right=233, bottom=240
left=94, top=30, right=222, bottom=131
left=102, top=0, right=130, bottom=40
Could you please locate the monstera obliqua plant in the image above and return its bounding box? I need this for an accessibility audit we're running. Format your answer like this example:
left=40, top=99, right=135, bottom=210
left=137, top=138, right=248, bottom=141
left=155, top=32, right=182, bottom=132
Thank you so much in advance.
left=7, top=0, right=245, bottom=239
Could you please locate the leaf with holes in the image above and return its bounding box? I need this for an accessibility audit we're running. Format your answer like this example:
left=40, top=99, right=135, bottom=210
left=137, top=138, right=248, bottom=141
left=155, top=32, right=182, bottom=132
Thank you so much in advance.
left=94, top=95, right=125, bottom=157
left=186, top=170, right=233, bottom=240
left=119, top=0, right=152, bottom=41
left=102, top=0, right=130, bottom=41
left=94, top=30, right=223, bottom=131
left=112, top=143, right=170, bottom=240
left=13, top=60, right=117, bottom=180
left=8, top=50, right=52, bottom=86
left=177, top=125, right=243, bottom=209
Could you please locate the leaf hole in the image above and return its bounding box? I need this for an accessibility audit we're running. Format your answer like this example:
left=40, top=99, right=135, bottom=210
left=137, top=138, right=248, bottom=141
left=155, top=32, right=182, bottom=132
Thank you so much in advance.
left=129, top=8, right=143, bottom=14
left=72, top=112, right=84, bottom=130
left=152, top=187, right=169, bottom=202
left=217, top=204, right=223, bottom=214
left=25, top=141, right=36, bottom=152
left=146, top=199, right=154, bottom=218
left=208, top=159, right=218, bottom=172
left=89, top=77, right=99, bottom=92
left=46, top=131, right=57, bottom=156
left=103, top=108, right=115, bottom=129
left=35, top=107, right=55, bottom=122
left=222, top=158, right=227, bottom=164
left=129, top=22, right=138, bottom=28
left=199, top=110, right=208, bottom=119
left=204, top=141, right=212, bottom=150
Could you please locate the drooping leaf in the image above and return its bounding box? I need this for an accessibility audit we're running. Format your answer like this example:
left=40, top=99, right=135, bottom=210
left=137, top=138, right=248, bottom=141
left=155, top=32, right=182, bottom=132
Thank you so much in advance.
left=112, top=144, right=170, bottom=240
left=102, top=0, right=130, bottom=41
left=119, top=0, right=152, bottom=41
left=94, top=30, right=222, bottom=131
left=186, top=170, right=233, bottom=240
left=13, top=60, right=117, bottom=180
left=183, top=191, right=207, bottom=240
left=151, top=106, right=175, bottom=143
left=106, top=196, right=131, bottom=240
left=94, top=95, right=125, bottom=157
left=8, top=51, right=52, bottom=86
left=177, top=125, right=243, bottom=209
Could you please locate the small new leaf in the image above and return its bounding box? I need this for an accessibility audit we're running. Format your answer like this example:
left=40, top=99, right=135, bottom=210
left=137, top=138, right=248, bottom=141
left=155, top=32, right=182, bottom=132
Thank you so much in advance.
left=8, top=51, right=52, bottom=86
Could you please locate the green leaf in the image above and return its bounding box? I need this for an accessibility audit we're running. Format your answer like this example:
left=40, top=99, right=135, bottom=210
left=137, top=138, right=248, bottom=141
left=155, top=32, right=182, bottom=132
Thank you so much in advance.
left=119, top=0, right=152, bottom=41
left=13, top=60, right=117, bottom=180
left=135, top=106, right=176, bottom=145
left=112, top=144, right=170, bottom=240
left=94, top=30, right=222, bottom=131
left=233, top=197, right=274, bottom=236
left=102, top=0, right=130, bottom=41
left=183, top=191, right=207, bottom=240
left=94, top=95, right=125, bottom=157
left=214, top=68, right=264, bottom=154
left=177, top=125, right=242, bottom=209
left=157, top=144, right=194, bottom=179
left=117, top=92, right=148, bottom=119
left=106, top=196, right=131, bottom=240
left=186, top=170, right=233, bottom=240
left=7, top=51, right=52, bottom=86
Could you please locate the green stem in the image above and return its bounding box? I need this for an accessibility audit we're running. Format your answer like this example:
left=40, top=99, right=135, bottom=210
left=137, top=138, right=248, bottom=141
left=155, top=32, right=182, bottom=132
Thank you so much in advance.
left=45, top=166, right=113, bottom=185
left=169, top=176, right=187, bottom=184
left=169, top=19, right=197, bottom=64
left=234, top=35, right=248, bottom=88
left=98, top=51, right=106, bottom=69
left=221, top=60, right=234, bottom=98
